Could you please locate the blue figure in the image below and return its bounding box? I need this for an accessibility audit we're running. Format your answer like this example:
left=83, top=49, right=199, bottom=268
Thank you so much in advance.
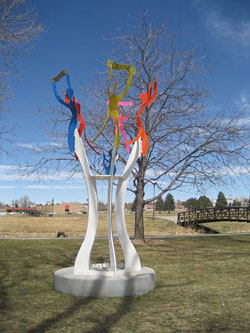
left=52, top=71, right=77, bottom=153
left=103, top=149, right=117, bottom=175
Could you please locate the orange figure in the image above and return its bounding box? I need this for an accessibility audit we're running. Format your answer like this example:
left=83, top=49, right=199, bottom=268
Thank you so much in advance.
left=128, top=80, right=157, bottom=157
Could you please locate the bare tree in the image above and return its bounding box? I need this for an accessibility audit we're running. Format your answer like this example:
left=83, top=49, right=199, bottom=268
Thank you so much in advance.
left=18, top=195, right=33, bottom=207
left=11, top=195, right=33, bottom=207
left=0, top=0, right=43, bottom=152
left=11, top=199, right=19, bottom=208
left=31, top=12, right=250, bottom=240
left=84, top=14, right=250, bottom=239
left=0, top=201, right=5, bottom=208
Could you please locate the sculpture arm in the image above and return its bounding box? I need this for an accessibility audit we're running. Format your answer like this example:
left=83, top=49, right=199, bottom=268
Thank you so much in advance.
left=92, top=113, right=110, bottom=143
left=117, top=70, right=134, bottom=101
left=148, top=80, right=157, bottom=104
left=128, top=106, right=145, bottom=145
left=119, top=115, right=130, bottom=153
left=65, top=74, right=72, bottom=90
left=92, top=86, right=112, bottom=143
left=128, top=132, right=141, bottom=145
left=53, top=82, right=68, bottom=107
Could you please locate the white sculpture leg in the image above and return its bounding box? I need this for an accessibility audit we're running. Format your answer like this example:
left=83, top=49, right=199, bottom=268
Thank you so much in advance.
left=54, top=135, right=155, bottom=297
left=107, top=146, right=117, bottom=275
left=73, top=130, right=98, bottom=274
left=115, top=139, right=142, bottom=271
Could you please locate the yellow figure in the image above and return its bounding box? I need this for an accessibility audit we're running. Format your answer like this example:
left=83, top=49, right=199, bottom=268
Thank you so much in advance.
left=92, top=59, right=136, bottom=148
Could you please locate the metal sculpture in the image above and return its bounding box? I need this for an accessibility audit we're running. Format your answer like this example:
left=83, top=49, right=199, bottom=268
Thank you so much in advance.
left=52, top=60, right=157, bottom=297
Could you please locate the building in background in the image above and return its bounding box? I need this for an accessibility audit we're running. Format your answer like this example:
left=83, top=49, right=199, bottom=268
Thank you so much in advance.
left=36, top=202, right=88, bottom=215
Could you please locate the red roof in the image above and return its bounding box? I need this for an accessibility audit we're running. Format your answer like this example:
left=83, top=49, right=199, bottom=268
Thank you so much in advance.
left=5, top=207, right=35, bottom=211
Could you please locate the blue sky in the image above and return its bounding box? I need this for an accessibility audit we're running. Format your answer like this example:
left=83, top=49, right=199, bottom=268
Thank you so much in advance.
left=1, top=0, right=250, bottom=204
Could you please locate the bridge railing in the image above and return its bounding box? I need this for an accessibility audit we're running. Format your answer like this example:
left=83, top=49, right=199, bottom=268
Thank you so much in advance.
left=177, top=206, right=250, bottom=226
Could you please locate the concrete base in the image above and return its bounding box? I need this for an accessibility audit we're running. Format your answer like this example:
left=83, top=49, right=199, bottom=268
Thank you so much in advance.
left=54, top=266, right=155, bottom=297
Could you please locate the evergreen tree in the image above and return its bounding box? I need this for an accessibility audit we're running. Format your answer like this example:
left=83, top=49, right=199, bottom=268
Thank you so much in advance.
left=164, top=194, right=175, bottom=213
left=198, top=196, right=213, bottom=209
left=184, top=198, right=200, bottom=210
left=232, top=199, right=241, bottom=207
left=216, top=192, right=228, bottom=208
left=155, top=197, right=164, bottom=213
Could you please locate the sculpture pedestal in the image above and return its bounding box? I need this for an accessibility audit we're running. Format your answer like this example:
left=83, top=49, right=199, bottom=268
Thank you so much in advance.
left=54, top=266, right=155, bottom=297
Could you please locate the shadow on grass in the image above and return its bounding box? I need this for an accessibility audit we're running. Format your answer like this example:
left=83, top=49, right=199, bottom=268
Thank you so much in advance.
left=191, top=223, right=220, bottom=234
left=0, top=263, right=10, bottom=332
left=56, top=257, right=74, bottom=269
left=85, top=274, right=135, bottom=333
left=0, top=263, right=9, bottom=312
left=26, top=274, right=102, bottom=333
left=27, top=297, right=95, bottom=333
left=0, top=260, right=30, bottom=312
left=27, top=267, right=135, bottom=333
left=227, top=235, right=250, bottom=243
left=86, top=296, right=134, bottom=333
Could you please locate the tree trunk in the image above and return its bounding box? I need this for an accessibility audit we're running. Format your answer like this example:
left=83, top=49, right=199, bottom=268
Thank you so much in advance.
left=134, top=168, right=145, bottom=240
left=134, top=105, right=150, bottom=241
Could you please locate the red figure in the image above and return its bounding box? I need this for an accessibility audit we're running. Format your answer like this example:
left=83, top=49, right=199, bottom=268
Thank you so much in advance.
left=64, top=92, right=100, bottom=160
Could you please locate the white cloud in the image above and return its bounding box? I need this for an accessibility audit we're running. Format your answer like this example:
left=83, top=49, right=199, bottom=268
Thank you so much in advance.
left=0, top=171, right=22, bottom=181
left=17, top=143, right=43, bottom=152
left=221, top=116, right=250, bottom=127
left=217, top=166, right=250, bottom=176
left=145, top=169, right=163, bottom=177
left=0, top=186, right=16, bottom=189
left=17, top=142, right=64, bottom=152
left=193, top=0, right=250, bottom=53
left=207, top=13, right=250, bottom=48
left=48, top=142, right=64, bottom=147
left=30, top=171, right=84, bottom=181
left=236, top=91, right=250, bottom=112
left=26, top=184, right=108, bottom=190
left=0, top=164, right=30, bottom=181
left=26, top=185, right=85, bottom=189
left=0, top=165, right=22, bottom=171
left=0, top=165, right=84, bottom=182
left=0, top=175, right=19, bottom=181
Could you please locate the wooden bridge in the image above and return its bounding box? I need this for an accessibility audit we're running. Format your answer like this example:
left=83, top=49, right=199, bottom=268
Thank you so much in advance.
left=177, top=207, right=250, bottom=227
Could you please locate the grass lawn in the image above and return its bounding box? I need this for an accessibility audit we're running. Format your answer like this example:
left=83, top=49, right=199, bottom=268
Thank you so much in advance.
left=1, top=213, right=250, bottom=239
left=202, top=221, right=250, bottom=234
left=1, top=236, right=250, bottom=332
left=0, top=213, right=197, bottom=239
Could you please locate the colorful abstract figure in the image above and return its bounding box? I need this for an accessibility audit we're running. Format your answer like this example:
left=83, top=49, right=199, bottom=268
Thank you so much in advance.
left=51, top=70, right=77, bottom=153
left=103, top=149, right=117, bottom=175
left=52, top=61, right=158, bottom=295
left=51, top=70, right=100, bottom=159
left=108, top=101, right=132, bottom=153
left=92, top=59, right=136, bottom=149
left=128, top=80, right=157, bottom=157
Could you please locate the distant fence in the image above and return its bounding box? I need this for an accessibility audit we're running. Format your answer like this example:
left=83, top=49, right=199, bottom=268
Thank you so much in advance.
left=177, top=207, right=250, bottom=227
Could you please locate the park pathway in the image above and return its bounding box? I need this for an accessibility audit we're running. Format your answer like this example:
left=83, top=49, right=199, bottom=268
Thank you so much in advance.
left=156, top=215, right=178, bottom=223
